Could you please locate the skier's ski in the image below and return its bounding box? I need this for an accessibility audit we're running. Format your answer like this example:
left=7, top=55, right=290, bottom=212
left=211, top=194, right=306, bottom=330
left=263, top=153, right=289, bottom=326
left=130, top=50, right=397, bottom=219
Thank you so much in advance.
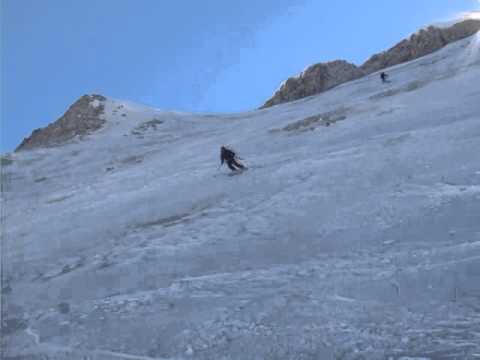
left=227, top=168, right=248, bottom=176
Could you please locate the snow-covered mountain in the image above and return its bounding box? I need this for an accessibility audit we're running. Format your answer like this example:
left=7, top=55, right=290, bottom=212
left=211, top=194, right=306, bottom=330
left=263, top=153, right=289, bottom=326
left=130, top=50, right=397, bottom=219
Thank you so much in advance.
left=2, top=31, right=480, bottom=359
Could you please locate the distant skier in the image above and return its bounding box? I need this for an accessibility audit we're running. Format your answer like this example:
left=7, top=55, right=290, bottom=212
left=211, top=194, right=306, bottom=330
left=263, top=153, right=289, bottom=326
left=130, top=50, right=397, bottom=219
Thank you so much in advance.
left=220, top=146, right=246, bottom=172
left=380, top=72, right=389, bottom=83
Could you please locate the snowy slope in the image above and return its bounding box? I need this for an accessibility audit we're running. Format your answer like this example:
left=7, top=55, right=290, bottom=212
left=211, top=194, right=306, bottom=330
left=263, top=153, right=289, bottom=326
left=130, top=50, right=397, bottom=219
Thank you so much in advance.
left=2, top=34, right=480, bottom=360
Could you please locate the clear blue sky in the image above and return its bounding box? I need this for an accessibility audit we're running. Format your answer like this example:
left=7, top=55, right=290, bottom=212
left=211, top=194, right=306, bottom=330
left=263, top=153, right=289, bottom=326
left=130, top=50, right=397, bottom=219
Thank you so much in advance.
left=1, top=0, right=478, bottom=151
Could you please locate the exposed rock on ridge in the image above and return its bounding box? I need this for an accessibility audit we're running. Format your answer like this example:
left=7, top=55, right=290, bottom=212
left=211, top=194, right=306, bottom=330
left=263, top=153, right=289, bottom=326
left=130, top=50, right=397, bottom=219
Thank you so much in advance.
left=361, top=19, right=480, bottom=73
left=261, top=19, right=480, bottom=108
left=261, top=61, right=364, bottom=108
left=15, top=94, right=107, bottom=152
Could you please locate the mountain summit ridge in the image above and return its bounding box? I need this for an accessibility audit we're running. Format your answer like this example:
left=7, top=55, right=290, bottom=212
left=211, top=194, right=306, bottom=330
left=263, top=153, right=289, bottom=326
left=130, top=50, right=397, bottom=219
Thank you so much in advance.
left=261, top=18, right=480, bottom=108
left=13, top=19, right=480, bottom=152
left=15, top=94, right=107, bottom=152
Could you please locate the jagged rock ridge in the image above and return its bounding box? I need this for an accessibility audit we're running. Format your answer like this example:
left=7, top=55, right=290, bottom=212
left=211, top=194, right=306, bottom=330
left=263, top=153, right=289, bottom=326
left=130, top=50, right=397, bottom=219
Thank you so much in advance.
left=361, top=19, right=480, bottom=73
left=261, top=19, right=480, bottom=108
left=262, top=61, right=363, bottom=108
left=15, top=94, right=107, bottom=152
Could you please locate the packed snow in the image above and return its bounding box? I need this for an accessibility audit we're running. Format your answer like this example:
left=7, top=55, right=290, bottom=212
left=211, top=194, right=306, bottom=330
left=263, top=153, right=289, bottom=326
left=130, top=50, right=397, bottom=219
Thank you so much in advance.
left=2, top=34, right=480, bottom=359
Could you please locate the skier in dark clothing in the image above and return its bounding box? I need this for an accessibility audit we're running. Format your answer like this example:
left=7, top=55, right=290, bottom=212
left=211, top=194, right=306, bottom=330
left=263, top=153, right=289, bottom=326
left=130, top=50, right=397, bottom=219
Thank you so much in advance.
left=220, top=146, right=246, bottom=171
left=380, top=72, right=389, bottom=83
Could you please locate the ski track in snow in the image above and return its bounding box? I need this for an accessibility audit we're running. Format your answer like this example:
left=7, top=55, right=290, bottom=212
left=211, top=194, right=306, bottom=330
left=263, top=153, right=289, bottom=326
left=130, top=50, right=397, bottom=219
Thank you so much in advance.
left=3, top=34, right=480, bottom=359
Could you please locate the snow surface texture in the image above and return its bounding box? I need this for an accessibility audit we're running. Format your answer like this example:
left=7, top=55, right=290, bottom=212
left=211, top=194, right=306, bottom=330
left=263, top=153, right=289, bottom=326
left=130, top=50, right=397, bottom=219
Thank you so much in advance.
left=2, top=35, right=480, bottom=360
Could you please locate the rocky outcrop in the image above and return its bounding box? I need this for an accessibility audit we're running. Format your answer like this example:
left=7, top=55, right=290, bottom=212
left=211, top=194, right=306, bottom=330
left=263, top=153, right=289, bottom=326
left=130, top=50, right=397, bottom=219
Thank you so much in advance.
left=262, top=19, right=480, bottom=108
left=261, top=60, right=363, bottom=108
left=15, top=94, right=107, bottom=151
left=361, top=19, right=480, bottom=73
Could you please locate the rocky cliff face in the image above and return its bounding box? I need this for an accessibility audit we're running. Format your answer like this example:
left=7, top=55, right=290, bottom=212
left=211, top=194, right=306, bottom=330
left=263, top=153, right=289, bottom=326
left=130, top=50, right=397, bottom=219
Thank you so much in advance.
left=261, top=19, right=480, bottom=108
left=15, top=94, right=107, bottom=151
left=361, top=19, right=480, bottom=73
left=261, top=61, right=363, bottom=108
